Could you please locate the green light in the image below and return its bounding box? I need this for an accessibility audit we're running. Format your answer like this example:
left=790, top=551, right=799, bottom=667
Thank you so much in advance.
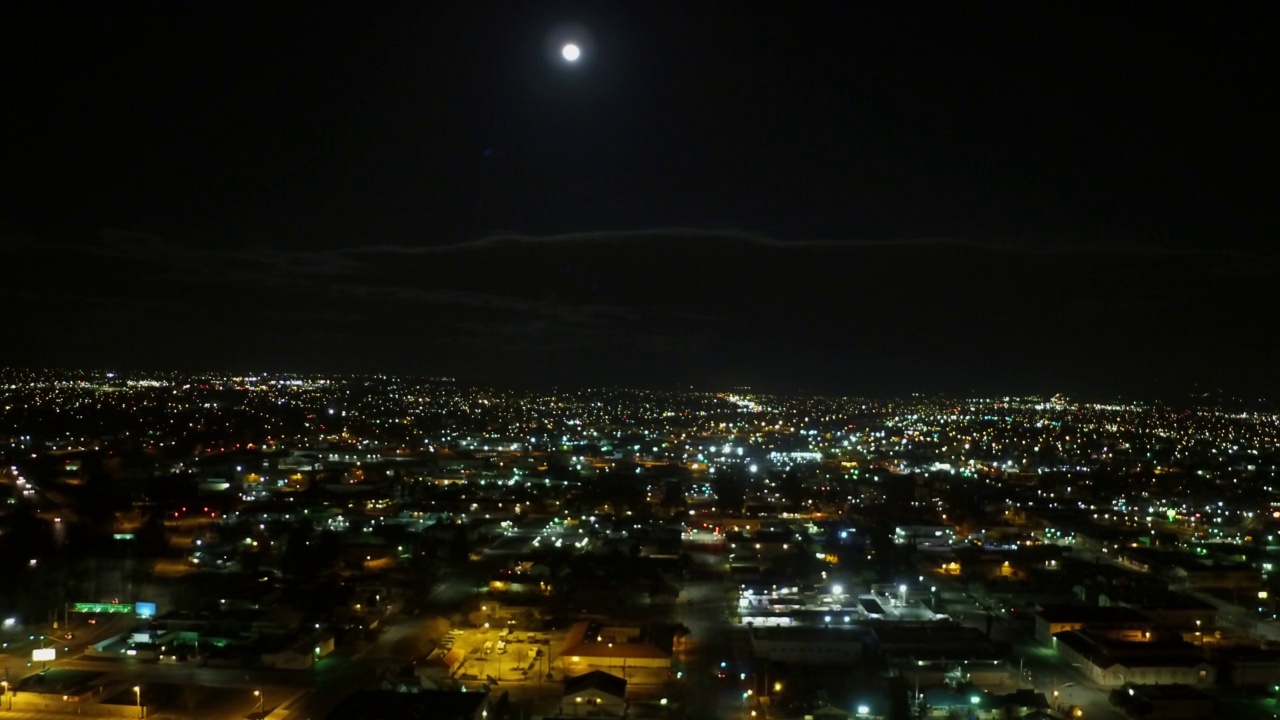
left=71, top=603, right=134, bottom=614
left=970, top=695, right=981, bottom=705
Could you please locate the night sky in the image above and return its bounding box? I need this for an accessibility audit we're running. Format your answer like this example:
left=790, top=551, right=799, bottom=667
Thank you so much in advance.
left=2, top=2, right=1275, bottom=396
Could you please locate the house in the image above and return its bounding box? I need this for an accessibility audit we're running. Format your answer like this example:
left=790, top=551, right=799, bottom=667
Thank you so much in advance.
left=1099, top=591, right=1216, bottom=630
left=262, top=646, right=314, bottom=670
left=262, top=631, right=336, bottom=670
left=1033, top=605, right=1152, bottom=644
left=560, top=670, right=627, bottom=717
left=1051, top=631, right=1214, bottom=687
left=994, top=689, right=1050, bottom=718
left=560, top=622, right=670, bottom=680
left=414, top=648, right=466, bottom=690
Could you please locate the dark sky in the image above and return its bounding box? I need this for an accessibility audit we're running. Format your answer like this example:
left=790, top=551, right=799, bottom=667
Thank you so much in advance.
left=2, top=2, right=1276, bottom=396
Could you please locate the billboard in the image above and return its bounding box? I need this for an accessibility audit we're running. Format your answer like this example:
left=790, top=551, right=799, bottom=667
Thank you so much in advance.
left=32, top=648, right=56, bottom=662
left=135, top=602, right=157, bottom=618
left=72, top=603, right=133, bottom=614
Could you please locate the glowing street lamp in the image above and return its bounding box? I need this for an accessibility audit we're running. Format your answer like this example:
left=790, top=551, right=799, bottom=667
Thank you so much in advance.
left=133, top=686, right=142, bottom=718
left=254, top=689, right=264, bottom=714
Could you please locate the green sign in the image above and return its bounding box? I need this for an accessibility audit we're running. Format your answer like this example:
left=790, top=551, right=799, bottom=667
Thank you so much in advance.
left=72, top=603, right=134, bottom=614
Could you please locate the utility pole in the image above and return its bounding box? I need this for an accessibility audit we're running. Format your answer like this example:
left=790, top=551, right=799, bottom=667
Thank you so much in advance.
left=914, top=674, right=921, bottom=719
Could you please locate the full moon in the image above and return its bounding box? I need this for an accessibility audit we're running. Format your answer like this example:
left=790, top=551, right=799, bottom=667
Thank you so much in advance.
left=561, top=43, right=581, bottom=62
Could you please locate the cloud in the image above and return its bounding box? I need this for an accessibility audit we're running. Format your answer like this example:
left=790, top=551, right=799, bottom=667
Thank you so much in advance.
left=2, top=227, right=1277, bottom=393
left=325, top=228, right=1280, bottom=263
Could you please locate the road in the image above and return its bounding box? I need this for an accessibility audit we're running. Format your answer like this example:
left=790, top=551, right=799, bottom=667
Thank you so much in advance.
left=1, top=613, right=134, bottom=684
left=655, top=553, right=762, bottom=719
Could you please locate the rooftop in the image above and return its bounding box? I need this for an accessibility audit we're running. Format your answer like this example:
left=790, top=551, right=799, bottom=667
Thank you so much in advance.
left=564, top=670, right=627, bottom=699
left=561, top=621, right=671, bottom=659
left=1035, top=604, right=1152, bottom=625
left=749, top=625, right=875, bottom=643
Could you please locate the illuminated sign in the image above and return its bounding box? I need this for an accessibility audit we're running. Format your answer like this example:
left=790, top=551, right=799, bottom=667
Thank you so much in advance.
left=72, top=603, right=134, bottom=614
left=135, top=602, right=157, bottom=618
left=32, top=648, right=56, bottom=662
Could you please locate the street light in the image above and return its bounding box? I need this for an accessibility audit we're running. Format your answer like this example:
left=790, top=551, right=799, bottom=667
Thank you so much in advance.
left=133, top=686, right=142, bottom=718
left=254, top=689, right=264, bottom=714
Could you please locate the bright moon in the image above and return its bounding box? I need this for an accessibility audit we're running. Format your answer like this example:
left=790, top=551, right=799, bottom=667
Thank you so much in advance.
left=561, top=43, right=581, bottom=62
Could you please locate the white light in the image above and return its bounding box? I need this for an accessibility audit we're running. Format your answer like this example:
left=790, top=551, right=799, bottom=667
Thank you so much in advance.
left=832, top=584, right=844, bottom=595
left=562, top=44, right=580, bottom=61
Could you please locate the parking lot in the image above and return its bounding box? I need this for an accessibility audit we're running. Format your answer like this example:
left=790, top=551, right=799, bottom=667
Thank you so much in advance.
left=445, top=627, right=559, bottom=687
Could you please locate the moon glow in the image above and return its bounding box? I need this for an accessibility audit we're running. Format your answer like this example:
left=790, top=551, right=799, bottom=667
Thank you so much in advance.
left=561, top=43, right=581, bottom=62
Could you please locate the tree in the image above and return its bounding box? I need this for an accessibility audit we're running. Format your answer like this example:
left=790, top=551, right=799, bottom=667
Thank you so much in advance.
left=660, top=481, right=687, bottom=513
left=135, top=509, right=170, bottom=556
left=712, top=474, right=746, bottom=514
left=448, top=524, right=471, bottom=564
left=420, top=616, right=452, bottom=642
left=282, top=518, right=318, bottom=575
left=314, top=531, right=344, bottom=570
left=390, top=634, right=429, bottom=661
